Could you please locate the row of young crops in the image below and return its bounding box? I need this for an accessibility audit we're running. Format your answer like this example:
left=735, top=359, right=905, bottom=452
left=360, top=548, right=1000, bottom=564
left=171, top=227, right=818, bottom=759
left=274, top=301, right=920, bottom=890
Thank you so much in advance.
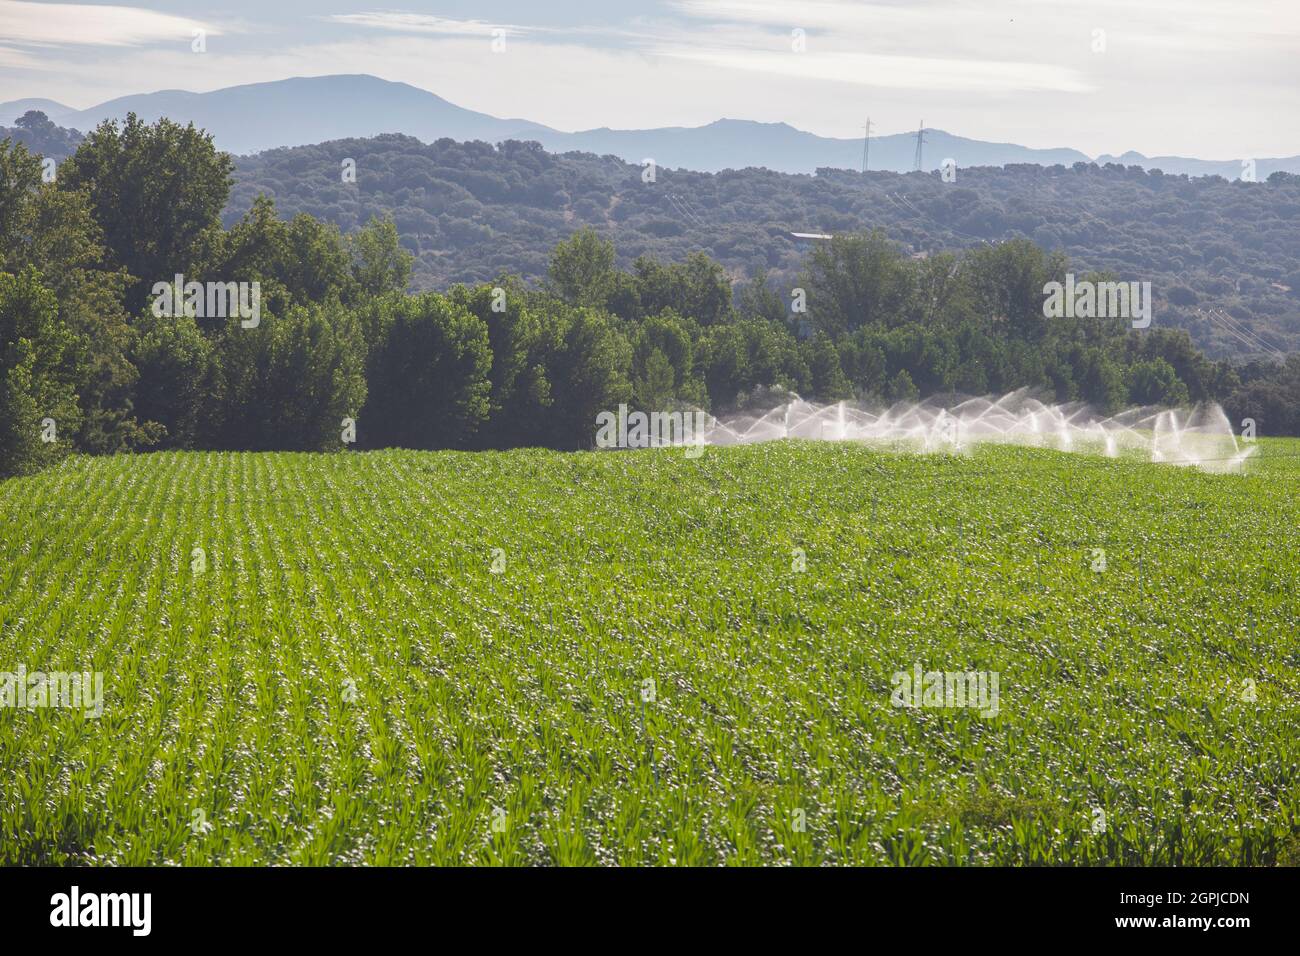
left=1, top=440, right=1298, bottom=864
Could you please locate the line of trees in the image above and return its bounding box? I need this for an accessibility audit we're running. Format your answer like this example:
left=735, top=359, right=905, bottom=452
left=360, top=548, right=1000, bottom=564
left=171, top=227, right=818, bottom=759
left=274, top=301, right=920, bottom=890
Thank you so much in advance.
left=227, top=131, right=1300, bottom=359
left=2, top=114, right=1295, bottom=478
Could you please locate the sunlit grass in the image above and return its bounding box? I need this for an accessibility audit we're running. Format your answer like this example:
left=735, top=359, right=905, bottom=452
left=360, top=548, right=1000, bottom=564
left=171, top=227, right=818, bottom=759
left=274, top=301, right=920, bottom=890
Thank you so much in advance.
left=1, top=439, right=1298, bottom=865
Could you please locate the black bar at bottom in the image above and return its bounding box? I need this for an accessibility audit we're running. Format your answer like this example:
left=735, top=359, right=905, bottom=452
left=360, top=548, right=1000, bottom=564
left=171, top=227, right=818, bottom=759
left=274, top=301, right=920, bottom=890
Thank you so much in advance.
left=0, top=865, right=1282, bottom=942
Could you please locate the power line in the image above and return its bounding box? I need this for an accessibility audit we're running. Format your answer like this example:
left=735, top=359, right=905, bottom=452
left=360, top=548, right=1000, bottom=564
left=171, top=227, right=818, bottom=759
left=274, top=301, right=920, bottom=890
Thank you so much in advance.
left=1202, top=308, right=1285, bottom=360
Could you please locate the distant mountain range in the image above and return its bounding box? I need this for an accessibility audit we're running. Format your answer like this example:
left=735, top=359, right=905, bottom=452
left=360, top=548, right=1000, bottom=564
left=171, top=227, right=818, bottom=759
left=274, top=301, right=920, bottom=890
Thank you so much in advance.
left=5, top=73, right=1298, bottom=179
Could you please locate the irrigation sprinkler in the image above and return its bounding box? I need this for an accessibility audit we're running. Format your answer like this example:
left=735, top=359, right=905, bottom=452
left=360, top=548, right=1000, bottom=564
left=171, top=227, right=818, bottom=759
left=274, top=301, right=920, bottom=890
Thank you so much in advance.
left=692, top=391, right=1256, bottom=473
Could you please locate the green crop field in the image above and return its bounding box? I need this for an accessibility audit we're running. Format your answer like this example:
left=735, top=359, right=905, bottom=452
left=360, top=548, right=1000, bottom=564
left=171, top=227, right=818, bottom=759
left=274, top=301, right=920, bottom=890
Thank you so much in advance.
left=2, top=440, right=1298, bottom=866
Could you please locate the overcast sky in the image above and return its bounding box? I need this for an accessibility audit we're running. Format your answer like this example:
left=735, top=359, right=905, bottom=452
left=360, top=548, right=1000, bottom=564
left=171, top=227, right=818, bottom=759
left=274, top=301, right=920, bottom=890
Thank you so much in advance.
left=2, top=0, right=1297, bottom=158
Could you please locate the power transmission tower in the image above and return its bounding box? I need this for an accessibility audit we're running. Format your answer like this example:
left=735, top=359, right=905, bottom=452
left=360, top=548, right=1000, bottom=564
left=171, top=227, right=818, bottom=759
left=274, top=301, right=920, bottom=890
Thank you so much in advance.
left=862, top=118, right=873, bottom=174
left=913, top=120, right=927, bottom=172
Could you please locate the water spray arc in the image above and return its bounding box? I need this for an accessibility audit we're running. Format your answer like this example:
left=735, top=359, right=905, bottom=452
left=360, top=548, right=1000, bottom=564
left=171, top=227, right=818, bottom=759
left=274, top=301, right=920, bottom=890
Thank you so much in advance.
left=663, top=390, right=1256, bottom=474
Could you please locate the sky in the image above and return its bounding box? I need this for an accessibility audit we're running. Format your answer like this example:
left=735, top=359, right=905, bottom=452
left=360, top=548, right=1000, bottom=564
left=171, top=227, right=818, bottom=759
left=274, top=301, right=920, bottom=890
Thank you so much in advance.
left=2, top=0, right=1298, bottom=159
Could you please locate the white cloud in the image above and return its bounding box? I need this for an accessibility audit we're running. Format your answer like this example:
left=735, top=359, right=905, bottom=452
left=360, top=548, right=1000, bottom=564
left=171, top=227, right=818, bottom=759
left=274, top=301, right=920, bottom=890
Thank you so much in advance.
left=326, top=13, right=525, bottom=37
left=671, top=0, right=1300, bottom=56
left=0, top=1, right=1295, bottom=158
left=672, top=0, right=973, bottom=30
left=0, top=43, right=39, bottom=68
left=0, top=0, right=215, bottom=47
left=657, top=48, right=1093, bottom=94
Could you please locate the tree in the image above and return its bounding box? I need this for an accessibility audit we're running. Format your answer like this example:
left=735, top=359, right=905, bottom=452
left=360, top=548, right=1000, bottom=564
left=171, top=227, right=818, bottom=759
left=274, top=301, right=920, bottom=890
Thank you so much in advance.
left=1136, top=328, right=1216, bottom=400
left=965, top=240, right=1065, bottom=343
left=540, top=305, right=632, bottom=449
left=632, top=252, right=734, bottom=326
left=350, top=214, right=413, bottom=299
left=129, top=309, right=213, bottom=448
left=697, top=319, right=806, bottom=409
left=801, top=230, right=912, bottom=339
left=547, top=228, right=618, bottom=308
left=739, top=268, right=790, bottom=329
left=837, top=330, right=888, bottom=397
left=807, top=332, right=852, bottom=400
left=279, top=213, right=358, bottom=306
left=447, top=280, right=558, bottom=448
left=361, top=293, right=492, bottom=449
left=226, top=137, right=1300, bottom=365
left=0, top=269, right=82, bottom=476
left=1, top=139, right=142, bottom=453
left=1075, top=347, right=1128, bottom=413
left=4, top=111, right=83, bottom=159
left=1224, top=356, right=1300, bottom=437
left=216, top=197, right=356, bottom=316
left=207, top=303, right=367, bottom=451
left=1127, top=358, right=1190, bottom=407
left=57, top=113, right=234, bottom=311
left=633, top=347, right=677, bottom=412
left=886, top=369, right=919, bottom=403
left=0, top=139, right=42, bottom=254
left=630, top=310, right=705, bottom=408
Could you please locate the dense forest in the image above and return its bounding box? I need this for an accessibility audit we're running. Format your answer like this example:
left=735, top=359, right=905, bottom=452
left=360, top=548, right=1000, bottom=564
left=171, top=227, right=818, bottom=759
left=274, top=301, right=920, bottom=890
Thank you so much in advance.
left=3, top=113, right=1300, bottom=479
left=228, top=133, right=1300, bottom=360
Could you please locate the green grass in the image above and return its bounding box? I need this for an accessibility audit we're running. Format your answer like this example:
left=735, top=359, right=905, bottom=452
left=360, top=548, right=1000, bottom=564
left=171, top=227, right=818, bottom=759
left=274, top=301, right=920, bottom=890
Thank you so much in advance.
left=2, top=439, right=1298, bottom=865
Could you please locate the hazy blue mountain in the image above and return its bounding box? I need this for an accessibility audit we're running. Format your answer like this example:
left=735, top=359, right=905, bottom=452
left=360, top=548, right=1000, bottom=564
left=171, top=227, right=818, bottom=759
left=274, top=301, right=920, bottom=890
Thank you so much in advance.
left=3, top=74, right=1296, bottom=178
left=525, top=120, right=1091, bottom=174
left=1, top=75, right=552, bottom=157
left=0, top=98, right=80, bottom=126
left=1093, top=149, right=1296, bottom=180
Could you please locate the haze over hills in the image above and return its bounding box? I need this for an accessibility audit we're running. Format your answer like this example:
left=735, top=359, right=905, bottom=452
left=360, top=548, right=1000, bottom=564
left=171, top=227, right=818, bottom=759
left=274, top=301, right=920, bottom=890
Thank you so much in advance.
left=4, top=74, right=1297, bottom=179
